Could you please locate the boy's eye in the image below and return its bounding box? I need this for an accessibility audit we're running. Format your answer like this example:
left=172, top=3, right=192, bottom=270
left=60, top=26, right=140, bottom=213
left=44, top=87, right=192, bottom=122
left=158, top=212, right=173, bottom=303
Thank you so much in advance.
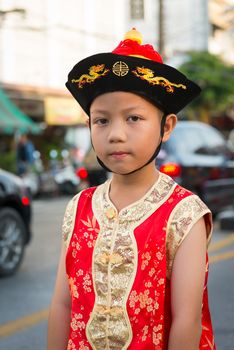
left=94, top=118, right=108, bottom=125
left=127, top=115, right=141, bottom=122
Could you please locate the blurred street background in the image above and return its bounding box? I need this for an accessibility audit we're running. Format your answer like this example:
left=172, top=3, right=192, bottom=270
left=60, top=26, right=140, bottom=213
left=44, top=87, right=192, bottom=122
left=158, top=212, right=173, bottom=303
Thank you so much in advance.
left=0, top=0, right=234, bottom=349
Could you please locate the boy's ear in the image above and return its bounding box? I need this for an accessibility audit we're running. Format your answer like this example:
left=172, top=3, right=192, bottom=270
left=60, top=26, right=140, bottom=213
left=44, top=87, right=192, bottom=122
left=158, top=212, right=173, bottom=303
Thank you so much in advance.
left=162, top=114, right=177, bottom=142
left=85, top=117, right=90, bottom=128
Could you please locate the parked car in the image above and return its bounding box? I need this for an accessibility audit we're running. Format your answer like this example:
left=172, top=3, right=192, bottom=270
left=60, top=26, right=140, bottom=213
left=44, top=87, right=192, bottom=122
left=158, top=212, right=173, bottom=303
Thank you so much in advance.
left=83, top=147, right=108, bottom=187
left=0, top=169, right=32, bottom=276
left=157, top=121, right=234, bottom=215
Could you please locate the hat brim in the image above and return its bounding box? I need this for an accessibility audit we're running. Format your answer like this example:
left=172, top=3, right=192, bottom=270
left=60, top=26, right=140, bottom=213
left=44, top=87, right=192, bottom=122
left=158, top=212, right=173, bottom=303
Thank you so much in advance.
left=66, top=53, right=201, bottom=115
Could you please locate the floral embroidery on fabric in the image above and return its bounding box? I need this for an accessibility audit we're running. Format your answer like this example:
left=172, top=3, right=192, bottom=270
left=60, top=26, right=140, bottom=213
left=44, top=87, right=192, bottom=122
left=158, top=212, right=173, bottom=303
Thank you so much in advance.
left=142, top=325, right=149, bottom=341
left=67, top=339, right=76, bottom=350
left=76, top=269, right=84, bottom=277
left=62, top=193, right=81, bottom=247
left=141, top=252, right=151, bottom=270
left=68, top=277, right=79, bottom=298
left=174, top=186, right=187, bottom=197
left=83, top=273, right=92, bottom=293
left=153, top=324, right=163, bottom=346
left=166, top=194, right=211, bottom=279
left=78, top=341, right=90, bottom=350
left=71, top=240, right=82, bottom=258
left=200, top=326, right=216, bottom=349
left=69, top=214, right=98, bottom=257
left=129, top=288, right=160, bottom=315
left=81, top=216, right=99, bottom=233
left=71, top=313, right=86, bottom=332
left=149, top=267, right=156, bottom=277
left=81, top=215, right=99, bottom=248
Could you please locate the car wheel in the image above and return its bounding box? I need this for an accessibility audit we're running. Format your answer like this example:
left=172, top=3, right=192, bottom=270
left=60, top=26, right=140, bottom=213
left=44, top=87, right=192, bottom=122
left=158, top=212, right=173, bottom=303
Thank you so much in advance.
left=0, top=207, right=26, bottom=277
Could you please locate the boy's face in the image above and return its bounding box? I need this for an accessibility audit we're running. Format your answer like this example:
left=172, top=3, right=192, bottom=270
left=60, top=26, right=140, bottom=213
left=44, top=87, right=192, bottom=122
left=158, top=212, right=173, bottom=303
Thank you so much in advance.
left=90, top=91, right=168, bottom=175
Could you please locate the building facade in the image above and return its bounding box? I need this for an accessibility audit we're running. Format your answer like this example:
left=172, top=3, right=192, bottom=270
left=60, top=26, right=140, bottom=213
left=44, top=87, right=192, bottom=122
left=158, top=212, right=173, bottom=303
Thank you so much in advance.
left=209, top=0, right=234, bottom=64
left=0, top=0, right=210, bottom=123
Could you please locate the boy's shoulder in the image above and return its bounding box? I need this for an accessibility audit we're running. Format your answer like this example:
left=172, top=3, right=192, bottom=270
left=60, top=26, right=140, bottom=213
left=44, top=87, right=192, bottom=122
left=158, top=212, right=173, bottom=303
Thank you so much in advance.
left=172, top=185, right=210, bottom=216
left=158, top=172, right=194, bottom=202
left=79, top=185, right=98, bottom=198
left=62, top=184, right=101, bottom=247
left=159, top=173, right=211, bottom=221
left=160, top=172, right=203, bottom=203
left=166, top=176, right=212, bottom=241
left=79, top=182, right=107, bottom=200
left=68, top=182, right=106, bottom=208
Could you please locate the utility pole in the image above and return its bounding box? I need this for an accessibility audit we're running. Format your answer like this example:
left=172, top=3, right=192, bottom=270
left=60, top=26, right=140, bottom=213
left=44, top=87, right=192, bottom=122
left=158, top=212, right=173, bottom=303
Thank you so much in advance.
left=158, top=0, right=165, bottom=57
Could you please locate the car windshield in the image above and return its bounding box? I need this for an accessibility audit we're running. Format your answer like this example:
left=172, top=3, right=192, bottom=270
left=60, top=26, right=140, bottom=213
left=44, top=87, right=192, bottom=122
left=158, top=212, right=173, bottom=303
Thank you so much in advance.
left=168, top=124, right=226, bottom=155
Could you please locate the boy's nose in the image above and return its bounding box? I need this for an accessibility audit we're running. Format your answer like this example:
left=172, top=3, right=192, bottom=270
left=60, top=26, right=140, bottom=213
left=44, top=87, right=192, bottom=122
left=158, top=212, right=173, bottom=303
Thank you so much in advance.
left=108, top=121, right=127, bottom=143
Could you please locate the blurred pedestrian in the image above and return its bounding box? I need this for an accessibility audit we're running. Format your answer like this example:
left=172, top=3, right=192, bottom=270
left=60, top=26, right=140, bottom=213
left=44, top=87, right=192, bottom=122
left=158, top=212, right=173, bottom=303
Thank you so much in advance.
left=16, top=134, right=35, bottom=176
left=48, top=28, right=216, bottom=350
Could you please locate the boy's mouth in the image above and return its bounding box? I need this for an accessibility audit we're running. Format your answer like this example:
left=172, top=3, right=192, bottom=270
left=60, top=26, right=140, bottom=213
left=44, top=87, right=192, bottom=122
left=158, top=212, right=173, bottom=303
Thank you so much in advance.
left=110, top=151, right=130, bottom=159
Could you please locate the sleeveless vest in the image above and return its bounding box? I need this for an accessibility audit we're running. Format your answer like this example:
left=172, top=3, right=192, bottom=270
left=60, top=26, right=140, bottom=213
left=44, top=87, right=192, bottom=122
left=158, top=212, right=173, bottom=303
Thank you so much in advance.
left=62, top=172, right=216, bottom=350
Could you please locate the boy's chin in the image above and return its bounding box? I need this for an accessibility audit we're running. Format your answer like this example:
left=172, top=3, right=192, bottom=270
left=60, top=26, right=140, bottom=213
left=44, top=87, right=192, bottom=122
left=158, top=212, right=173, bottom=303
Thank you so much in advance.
left=108, top=164, right=142, bottom=176
left=104, top=163, right=133, bottom=175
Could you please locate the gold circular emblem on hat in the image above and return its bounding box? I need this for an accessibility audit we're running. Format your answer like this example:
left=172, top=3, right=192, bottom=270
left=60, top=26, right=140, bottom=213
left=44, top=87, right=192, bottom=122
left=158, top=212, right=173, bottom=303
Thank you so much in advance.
left=112, top=61, right=129, bottom=76
left=105, top=207, right=116, bottom=220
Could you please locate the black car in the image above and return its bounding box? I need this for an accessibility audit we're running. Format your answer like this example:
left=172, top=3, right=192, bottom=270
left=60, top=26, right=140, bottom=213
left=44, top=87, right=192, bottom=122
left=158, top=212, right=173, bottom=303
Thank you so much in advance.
left=0, top=169, right=32, bottom=276
left=157, top=121, right=234, bottom=215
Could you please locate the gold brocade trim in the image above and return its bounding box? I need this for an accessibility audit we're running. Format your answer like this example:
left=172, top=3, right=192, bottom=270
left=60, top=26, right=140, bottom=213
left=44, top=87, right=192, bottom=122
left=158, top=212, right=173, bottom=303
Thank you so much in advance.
left=86, top=173, right=176, bottom=349
left=166, top=195, right=212, bottom=279
left=132, top=66, right=187, bottom=93
left=62, top=192, right=82, bottom=249
left=71, top=64, right=110, bottom=88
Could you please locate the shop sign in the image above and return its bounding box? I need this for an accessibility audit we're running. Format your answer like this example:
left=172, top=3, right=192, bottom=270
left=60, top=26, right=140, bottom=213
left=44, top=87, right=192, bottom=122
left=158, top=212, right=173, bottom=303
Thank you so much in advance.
left=45, top=97, right=87, bottom=125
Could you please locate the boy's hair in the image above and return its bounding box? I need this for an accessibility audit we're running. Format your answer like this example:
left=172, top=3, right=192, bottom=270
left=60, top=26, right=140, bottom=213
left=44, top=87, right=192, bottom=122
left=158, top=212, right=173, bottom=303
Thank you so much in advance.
left=66, top=28, right=201, bottom=117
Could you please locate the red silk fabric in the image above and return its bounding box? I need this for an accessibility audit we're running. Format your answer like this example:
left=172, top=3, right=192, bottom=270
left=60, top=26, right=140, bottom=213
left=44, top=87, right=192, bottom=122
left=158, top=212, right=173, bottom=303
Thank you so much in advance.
left=112, top=39, right=163, bottom=63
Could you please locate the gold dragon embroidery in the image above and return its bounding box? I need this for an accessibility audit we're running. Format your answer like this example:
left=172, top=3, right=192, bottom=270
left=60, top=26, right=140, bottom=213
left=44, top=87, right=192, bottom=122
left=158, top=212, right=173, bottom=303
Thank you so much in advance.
left=72, top=64, right=109, bottom=88
left=132, top=66, right=187, bottom=93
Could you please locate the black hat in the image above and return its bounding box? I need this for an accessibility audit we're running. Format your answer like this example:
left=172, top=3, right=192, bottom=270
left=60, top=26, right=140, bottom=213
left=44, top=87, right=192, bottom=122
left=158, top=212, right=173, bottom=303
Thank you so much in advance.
left=66, top=28, right=201, bottom=115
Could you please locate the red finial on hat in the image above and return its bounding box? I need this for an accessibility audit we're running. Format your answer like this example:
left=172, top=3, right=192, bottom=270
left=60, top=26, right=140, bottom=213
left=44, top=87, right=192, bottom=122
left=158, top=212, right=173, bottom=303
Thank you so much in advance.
left=112, top=28, right=163, bottom=63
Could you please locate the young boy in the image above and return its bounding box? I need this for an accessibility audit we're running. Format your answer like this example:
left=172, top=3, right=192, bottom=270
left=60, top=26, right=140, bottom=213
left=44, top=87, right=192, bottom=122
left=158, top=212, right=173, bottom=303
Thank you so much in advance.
left=48, top=28, right=216, bottom=350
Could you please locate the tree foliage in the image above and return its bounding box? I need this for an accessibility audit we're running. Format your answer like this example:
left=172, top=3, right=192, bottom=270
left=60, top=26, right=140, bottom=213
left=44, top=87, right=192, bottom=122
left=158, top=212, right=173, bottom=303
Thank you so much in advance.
left=179, top=51, right=234, bottom=121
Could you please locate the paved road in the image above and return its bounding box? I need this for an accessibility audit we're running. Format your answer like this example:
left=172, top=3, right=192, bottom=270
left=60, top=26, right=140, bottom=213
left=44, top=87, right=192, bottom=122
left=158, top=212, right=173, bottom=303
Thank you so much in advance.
left=0, top=196, right=233, bottom=349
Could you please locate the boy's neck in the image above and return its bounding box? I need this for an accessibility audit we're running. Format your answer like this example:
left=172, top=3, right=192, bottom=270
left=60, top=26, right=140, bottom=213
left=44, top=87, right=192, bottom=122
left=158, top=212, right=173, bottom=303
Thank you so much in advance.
left=108, top=164, right=159, bottom=212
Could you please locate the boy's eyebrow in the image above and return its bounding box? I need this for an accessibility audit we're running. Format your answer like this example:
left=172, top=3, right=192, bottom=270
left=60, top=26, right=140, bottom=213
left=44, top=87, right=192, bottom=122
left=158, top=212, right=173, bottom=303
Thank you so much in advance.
left=90, top=105, right=147, bottom=115
left=122, top=105, right=147, bottom=113
left=90, top=109, right=109, bottom=115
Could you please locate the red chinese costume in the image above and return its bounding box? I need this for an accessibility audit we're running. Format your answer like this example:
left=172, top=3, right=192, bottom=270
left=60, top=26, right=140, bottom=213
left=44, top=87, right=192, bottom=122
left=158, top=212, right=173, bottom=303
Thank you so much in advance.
left=63, top=173, right=215, bottom=349
left=64, top=29, right=216, bottom=349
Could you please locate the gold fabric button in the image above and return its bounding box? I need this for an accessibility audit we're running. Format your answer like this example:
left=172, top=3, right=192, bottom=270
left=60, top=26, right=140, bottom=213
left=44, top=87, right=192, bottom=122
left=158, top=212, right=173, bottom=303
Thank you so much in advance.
left=99, top=252, right=110, bottom=264
left=110, top=253, right=123, bottom=264
left=105, top=207, right=116, bottom=220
